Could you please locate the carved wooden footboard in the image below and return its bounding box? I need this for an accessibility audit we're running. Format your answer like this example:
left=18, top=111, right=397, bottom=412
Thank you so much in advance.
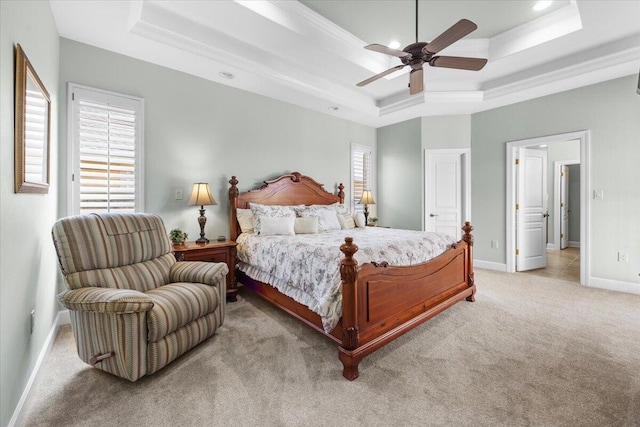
left=229, top=172, right=475, bottom=380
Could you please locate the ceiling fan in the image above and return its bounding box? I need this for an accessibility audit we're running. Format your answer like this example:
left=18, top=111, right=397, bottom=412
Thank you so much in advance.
left=357, top=0, right=488, bottom=95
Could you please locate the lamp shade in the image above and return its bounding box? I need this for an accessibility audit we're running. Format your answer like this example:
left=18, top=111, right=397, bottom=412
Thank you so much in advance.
left=187, top=183, right=217, bottom=206
left=359, top=190, right=375, bottom=205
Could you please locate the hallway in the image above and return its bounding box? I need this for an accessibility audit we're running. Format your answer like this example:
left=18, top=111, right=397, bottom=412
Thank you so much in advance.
left=520, top=247, right=580, bottom=283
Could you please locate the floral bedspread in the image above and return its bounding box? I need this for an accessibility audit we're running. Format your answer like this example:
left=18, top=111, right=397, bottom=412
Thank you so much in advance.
left=236, top=227, right=457, bottom=332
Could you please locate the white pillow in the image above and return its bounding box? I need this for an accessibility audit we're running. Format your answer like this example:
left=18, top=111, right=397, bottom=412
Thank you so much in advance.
left=338, top=213, right=356, bottom=229
left=250, top=203, right=297, bottom=235
left=296, top=206, right=340, bottom=232
left=294, top=217, right=319, bottom=234
left=353, top=212, right=366, bottom=228
left=313, top=202, right=348, bottom=215
left=236, top=208, right=254, bottom=234
left=259, top=216, right=295, bottom=236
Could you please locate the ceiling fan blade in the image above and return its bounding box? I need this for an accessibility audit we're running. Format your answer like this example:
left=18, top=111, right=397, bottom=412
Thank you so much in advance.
left=423, top=19, right=477, bottom=55
left=357, top=64, right=406, bottom=87
left=430, top=56, right=487, bottom=71
left=364, top=44, right=411, bottom=58
left=409, top=68, right=424, bottom=95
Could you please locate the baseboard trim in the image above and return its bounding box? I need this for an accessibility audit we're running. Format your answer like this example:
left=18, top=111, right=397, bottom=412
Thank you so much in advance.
left=589, top=277, right=640, bottom=295
left=8, top=310, right=70, bottom=427
left=546, top=243, right=558, bottom=250
left=474, top=259, right=507, bottom=272
left=568, top=241, right=580, bottom=248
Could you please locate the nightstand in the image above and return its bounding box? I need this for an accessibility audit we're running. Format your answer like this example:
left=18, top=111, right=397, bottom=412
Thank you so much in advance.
left=173, top=240, right=237, bottom=301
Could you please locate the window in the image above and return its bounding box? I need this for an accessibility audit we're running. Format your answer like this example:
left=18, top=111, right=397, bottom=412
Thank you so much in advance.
left=68, top=84, right=144, bottom=215
left=351, top=144, right=374, bottom=213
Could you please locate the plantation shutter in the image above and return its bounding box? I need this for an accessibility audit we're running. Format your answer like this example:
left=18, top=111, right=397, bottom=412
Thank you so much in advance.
left=69, top=84, right=144, bottom=215
left=352, top=145, right=372, bottom=213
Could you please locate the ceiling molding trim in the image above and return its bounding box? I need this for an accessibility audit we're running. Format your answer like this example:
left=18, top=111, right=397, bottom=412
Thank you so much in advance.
left=129, top=1, right=378, bottom=114
left=237, top=0, right=390, bottom=73
left=489, top=0, right=582, bottom=61
left=484, top=42, right=640, bottom=100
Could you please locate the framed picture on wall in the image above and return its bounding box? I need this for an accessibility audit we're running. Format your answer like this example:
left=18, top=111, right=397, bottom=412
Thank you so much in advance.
left=14, top=43, right=51, bottom=194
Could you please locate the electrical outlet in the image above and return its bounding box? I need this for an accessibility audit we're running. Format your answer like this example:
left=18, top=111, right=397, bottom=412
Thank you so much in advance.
left=593, top=189, right=604, bottom=200
left=30, top=309, right=35, bottom=334
left=618, top=252, right=629, bottom=263
left=491, top=240, right=499, bottom=249
left=175, top=189, right=183, bottom=200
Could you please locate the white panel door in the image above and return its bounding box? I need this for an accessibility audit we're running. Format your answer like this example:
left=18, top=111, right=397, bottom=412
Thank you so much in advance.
left=426, top=152, right=462, bottom=240
left=517, top=148, right=547, bottom=271
left=560, top=165, right=569, bottom=249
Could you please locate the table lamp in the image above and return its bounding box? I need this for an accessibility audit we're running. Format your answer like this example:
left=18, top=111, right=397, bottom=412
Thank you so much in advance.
left=187, top=182, right=217, bottom=244
left=359, top=190, right=375, bottom=224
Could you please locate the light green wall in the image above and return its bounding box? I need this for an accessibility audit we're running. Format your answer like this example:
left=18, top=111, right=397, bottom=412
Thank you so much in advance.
left=421, top=115, right=471, bottom=149
left=568, top=164, right=580, bottom=243
left=472, top=75, right=640, bottom=284
left=0, top=1, right=60, bottom=425
left=377, top=118, right=421, bottom=230
left=377, top=115, right=471, bottom=230
left=58, top=39, right=375, bottom=254
left=546, top=139, right=580, bottom=246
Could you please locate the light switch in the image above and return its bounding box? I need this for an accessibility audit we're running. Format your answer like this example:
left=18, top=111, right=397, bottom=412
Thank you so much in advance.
left=175, top=189, right=183, bottom=200
left=593, top=189, right=604, bottom=200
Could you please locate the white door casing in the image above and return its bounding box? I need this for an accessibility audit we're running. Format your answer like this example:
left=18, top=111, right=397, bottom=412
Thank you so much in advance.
left=506, top=130, right=590, bottom=285
left=516, top=147, right=547, bottom=271
left=424, top=149, right=470, bottom=240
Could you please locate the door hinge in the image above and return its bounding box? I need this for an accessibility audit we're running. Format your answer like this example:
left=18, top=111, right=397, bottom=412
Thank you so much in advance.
left=561, top=202, right=564, bottom=207
left=72, top=173, right=74, bottom=182
left=561, top=172, right=564, bottom=177
left=516, top=249, right=520, bottom=255
left=515, top=203, right=519, bottom=210
left=561, top=233, right=564, bottom=238
left=515, top=158, right=520, bottom=165
left=72, top=92, right=75, bottom=101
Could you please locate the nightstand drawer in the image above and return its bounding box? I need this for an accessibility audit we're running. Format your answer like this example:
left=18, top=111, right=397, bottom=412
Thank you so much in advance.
left=182, top=249, right=228, bottom=264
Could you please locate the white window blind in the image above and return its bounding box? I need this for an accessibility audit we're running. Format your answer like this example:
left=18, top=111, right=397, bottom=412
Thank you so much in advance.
left=69, top=84, right=144, bottom=215
left=351, top=144, right=373, bottom=213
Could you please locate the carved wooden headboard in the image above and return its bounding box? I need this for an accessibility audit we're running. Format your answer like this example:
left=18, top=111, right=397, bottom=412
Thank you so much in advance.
left=228, top=172, right=344, bottom=241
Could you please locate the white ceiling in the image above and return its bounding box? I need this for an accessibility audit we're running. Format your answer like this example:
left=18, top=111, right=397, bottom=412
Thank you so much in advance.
left=50, top=0, right=640, bottom=128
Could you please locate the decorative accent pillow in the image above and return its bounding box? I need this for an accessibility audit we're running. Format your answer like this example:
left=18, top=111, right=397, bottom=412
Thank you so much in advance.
left=294, top=217, right=319, bottom=234
left=353, top=212, right=366, bottom=228
left=313, top=202, right=348, bottom=215
left=236, top=208, right=255, bottom=234
left=250, top=203, right=297, bottom=235
left=338, top=213, right=356, bottom=229
left=259, top=216, right=295, bottom=236
left=296, top=206, right=341, bottom=232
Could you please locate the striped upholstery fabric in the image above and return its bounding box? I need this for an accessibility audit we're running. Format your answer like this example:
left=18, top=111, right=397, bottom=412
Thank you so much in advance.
left=52, top=213, right=227, bottom=382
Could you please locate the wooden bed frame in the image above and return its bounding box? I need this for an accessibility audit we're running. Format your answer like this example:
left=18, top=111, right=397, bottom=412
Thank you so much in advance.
left=228, top=172, right=475, bottom=380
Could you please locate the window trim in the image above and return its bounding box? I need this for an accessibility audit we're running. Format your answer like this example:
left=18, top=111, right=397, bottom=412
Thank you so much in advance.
left=67, top=82, right=145, bottom=216
left=350, top=143, right=376, bottom=214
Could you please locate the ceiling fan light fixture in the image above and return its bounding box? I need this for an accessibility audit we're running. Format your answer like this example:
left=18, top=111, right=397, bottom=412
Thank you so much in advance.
left=532, top=1, right=553, bottom=12
left=388, top=41, right=401, bottom=50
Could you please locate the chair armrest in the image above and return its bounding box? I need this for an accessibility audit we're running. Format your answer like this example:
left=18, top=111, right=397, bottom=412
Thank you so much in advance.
left=58, top=288, right=154, bottom=314
left=170, top=261, right=229, bottom=287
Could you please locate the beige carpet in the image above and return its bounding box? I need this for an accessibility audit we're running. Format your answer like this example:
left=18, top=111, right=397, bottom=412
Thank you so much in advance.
left=23, top=270, right=640, bottom=426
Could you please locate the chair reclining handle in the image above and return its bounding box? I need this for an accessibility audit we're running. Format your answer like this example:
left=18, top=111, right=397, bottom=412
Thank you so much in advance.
left=89, top=352, right=114, bottom=366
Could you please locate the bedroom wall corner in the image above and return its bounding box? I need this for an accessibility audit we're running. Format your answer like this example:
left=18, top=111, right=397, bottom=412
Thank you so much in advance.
left=0, top=1, right=61, bottom=426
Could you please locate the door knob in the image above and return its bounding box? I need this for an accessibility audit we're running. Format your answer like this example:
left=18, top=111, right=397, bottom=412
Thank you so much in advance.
left=429, top=213, right=438, bottom=217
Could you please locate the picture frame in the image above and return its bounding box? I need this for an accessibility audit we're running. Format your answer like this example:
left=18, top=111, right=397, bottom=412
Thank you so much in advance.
left=14, top=43, right=51, bottom=194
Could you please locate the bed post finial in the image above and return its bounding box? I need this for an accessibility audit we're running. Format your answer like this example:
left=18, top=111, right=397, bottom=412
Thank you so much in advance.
left=462, top=222, right=474, bottom=246
left=338, top=183, right=345, bottom=204
left=339, top=237, right=361, bottom=380
left=229, top=176, right=239, bottom=241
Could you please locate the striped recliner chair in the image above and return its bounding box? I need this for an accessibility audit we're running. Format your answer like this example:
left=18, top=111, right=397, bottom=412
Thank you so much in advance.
left=52, top=213, right=228, bottom=381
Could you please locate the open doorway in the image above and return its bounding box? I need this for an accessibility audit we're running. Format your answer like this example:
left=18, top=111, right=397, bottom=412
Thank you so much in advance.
left=506, top=131, right=590, bottom=286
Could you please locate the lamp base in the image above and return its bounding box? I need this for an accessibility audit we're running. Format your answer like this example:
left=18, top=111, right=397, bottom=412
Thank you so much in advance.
left=197, top=206, right=209, bottom=244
